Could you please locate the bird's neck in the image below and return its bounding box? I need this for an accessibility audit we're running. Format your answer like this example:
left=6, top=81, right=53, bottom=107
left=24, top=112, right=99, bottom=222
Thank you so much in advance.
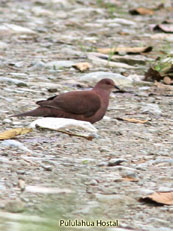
left=94, top=88, right=111, bottom=105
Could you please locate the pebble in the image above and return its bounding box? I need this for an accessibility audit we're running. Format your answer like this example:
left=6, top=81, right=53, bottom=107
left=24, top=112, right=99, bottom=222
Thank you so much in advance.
left=2, top=119, right=12, bottom=124
left=0, top=24, right=36, bottom=35
left=1, top=140, right=32, bottom=153
left=31, top=7, right=53, bottom=17
left=108, top=159, right=127, bottom=166
left=41, top=165, right=53, bottom=171
left=5, top=199, right=25, bottom=213
left=45, top=60, right=75, bottom=69
left=0, top=41, right=8, bottom=49
left=141, top=103, right=162, bottom=116
left=0, top=77, right=28, bottom=87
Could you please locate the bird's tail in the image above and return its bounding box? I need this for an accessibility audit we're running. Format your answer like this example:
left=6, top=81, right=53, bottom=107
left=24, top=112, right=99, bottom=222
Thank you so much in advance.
left=11, top=107, right=50, bottom=117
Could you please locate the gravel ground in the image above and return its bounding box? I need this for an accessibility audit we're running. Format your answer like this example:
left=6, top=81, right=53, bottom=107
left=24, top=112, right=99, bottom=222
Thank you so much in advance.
left=0, top=0, right=173, bottom=231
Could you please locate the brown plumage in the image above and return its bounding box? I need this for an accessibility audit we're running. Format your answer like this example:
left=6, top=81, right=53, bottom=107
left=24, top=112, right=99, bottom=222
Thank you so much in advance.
left=12, top=78, right=119, bottom=123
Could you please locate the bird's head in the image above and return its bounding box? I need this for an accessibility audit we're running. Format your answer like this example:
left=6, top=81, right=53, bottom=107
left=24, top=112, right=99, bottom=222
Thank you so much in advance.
left=95, top=78, right=120, bottom=91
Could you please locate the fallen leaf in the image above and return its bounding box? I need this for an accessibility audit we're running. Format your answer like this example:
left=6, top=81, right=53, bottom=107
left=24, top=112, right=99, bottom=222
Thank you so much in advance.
left=73, top=62, right=91, bottom=72
left=97, top=46, right=152, bottom=55
left=0, top=128, right=32, bottom=140
left=114, top=176, right=138, bottom=183
left=145, top=67, right=163, bottom=82
left=122, top=176, right=138, bottom=182
left=140, top=191, right=173, bottom=205
left=116, top=117, right=148, bottom=124
left=153, top=24, right=173, bottom=33
left=129, top=7, right=154, bottom=15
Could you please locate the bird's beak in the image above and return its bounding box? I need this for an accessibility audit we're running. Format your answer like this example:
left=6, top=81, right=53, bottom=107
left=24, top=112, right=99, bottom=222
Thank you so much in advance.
left=114, top=85, right=120, bottom=90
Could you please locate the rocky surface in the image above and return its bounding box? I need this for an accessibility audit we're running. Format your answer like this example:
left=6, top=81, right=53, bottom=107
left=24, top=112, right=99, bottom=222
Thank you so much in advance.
left=0, top=0, right=173, bottom=230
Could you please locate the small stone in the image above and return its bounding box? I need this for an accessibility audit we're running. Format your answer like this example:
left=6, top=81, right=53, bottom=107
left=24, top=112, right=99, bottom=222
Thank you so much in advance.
left=120, top=171, right=137, bottom=179
left=158, top=187, right=173, bottom=192
left=0, top=24, right=36, bottom=35
left=97, top=162, right=107, bottom=167
left=3, top=119, right=12, bottom=124
left=0, top=41, right=8, bottom=49
left=141, top=103, right=162, bottom=116
left=0, top=77, right=28, bottom=87
left=17, top=82, right=28, bottom=87
left=16, top=170, right=26, bottom=175
left=1, top=140, right=32, bottom=153
left=87, top=179, right=98, bottom=186
left=47, top=88, right=58, bottom=93
left=5, top=199, right=25, bottom=213
left=29, top=60, right=46, bottom=70
left=108, top=158, right=126, bottom=166
left=102, top=116, right=111, bottom=121
left=100, top=146, right=111, bottom=153
left=31, top=7, right=53, bottom=17
left=41, top=165, right=52, bottom=171
left=45, top=60, right=75, bottom=69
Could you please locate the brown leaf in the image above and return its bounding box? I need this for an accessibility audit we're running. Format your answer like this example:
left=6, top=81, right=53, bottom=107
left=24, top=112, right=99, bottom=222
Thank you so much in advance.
left=0, top=128, right=32, bottom=140
left=140, top=191, right=173, bottom=205
left=145, top=67, right=163, bottom=82
left=73, top=62, right=91, bottom=72
left=122, top=176, right=138, bottom=182
left=129, top=7, right=154, bottom=15
left=97, top=46, right=152, bottom=55
left=116, top=117, right=148, bottom=124
left=153, top=24, right=173, bottom=33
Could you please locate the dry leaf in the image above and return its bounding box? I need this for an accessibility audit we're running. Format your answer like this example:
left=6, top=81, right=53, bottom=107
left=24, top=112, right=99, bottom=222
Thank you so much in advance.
left=114, top=176, right=138, bottom=182
left=122, top=176, right=138, bottom=182
left=0, top=128, right=32, bottom=140
left=116, top=117, right=148, bottom=124
left=129, top=7, right=154, bottom=15
left=73, top=62, right=91, bottom=72
left=145, top=67, right=163, bottom=82
left=97, top=46, right=152, bottom=55
left=153, top=24, right=173, bottom=33
left=140, top=191, right=173, bottom=205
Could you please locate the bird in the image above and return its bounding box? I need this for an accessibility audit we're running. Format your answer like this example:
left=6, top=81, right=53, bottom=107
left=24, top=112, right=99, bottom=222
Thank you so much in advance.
left=11, top=78, right=119, bottom=124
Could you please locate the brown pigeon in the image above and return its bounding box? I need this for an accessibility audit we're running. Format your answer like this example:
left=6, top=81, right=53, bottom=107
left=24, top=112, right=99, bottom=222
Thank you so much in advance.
left=12, top=78, right=119, bottom=123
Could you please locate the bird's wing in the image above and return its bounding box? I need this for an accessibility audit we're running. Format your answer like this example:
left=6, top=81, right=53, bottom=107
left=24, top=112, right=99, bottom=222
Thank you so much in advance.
left=36, top=91, right=101, bottom=117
